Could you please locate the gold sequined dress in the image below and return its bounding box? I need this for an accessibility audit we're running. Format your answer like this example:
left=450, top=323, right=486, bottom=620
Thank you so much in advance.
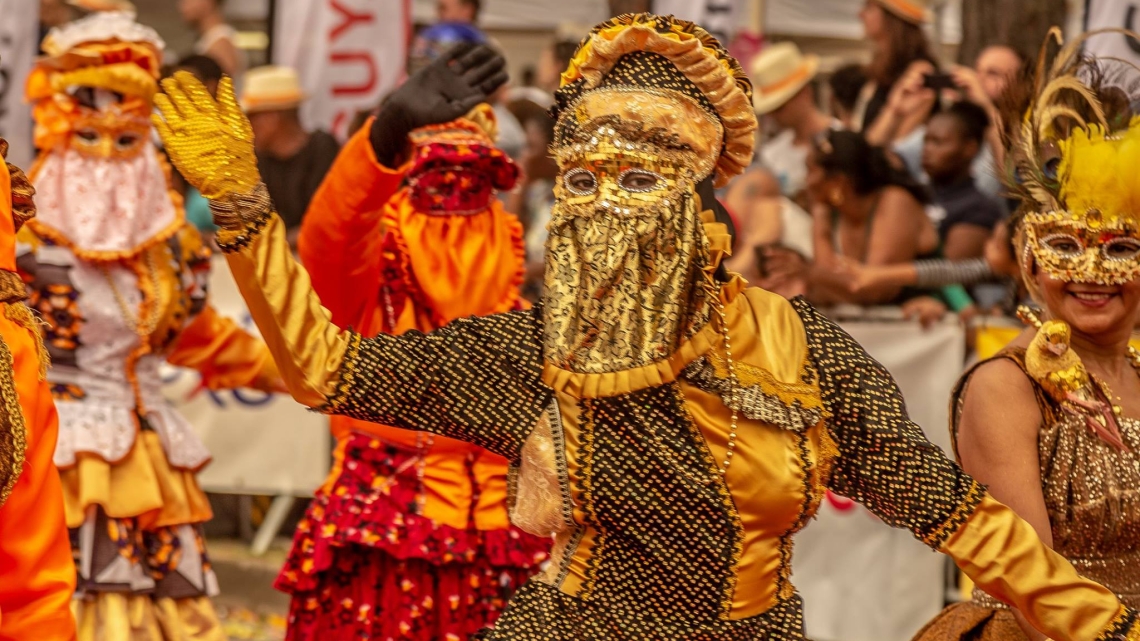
left=914, top=347, right=1140, bottom=640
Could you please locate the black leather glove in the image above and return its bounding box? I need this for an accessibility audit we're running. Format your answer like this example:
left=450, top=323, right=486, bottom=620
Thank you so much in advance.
left=370, top=43, right=508, bottom=167
left=696, top=176, right=736, bottom=283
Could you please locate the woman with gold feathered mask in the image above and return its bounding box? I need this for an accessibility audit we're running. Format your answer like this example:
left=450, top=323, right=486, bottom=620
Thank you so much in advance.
left=155, top=14, right=1140, bottom=640
left=916, top=30, right=1140, bottom=641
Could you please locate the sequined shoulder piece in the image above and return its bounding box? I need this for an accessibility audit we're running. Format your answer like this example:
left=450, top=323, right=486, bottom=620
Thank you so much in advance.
left=322, top=307, right=552, bottom=462
left=791, top=297, right=983, bottom=549
left=0, top=331, right=26, bottom=509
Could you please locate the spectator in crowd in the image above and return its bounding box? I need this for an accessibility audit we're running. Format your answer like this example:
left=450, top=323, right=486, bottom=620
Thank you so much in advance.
left=975, top=44, right=1024, bottom=102
left=769, top=129, right=938, bottom=305
left=180, top=0, right=246, bottom=80
left=505, top=103, right=558, bottom=301
left=749, top=42, right=834, bottom=202
left=859, top=0, right=937, bottom=131
left=922, top=102, right=1006, bottom=260
left=828, top=63, right=867, bottom=129
left=530, top=38, right=578, bottom=99
left=723, top=43, right=827, bottom=297
left=241, top=65, right=340, bottom=246
left=437, top=0, right=480, bottom=24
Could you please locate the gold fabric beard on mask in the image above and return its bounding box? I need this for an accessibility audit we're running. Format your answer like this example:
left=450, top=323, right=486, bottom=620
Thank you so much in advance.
left=542, top=109, right=715, bottom=374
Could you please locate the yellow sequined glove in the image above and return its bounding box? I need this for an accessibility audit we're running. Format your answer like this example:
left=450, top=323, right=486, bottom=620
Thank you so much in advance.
left=152, top=72, right=260, bottom=200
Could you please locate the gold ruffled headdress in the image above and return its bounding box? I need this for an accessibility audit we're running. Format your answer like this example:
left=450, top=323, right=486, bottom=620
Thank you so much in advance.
left=1009, top=29, right=1140, bottom=290
left=542, top=14, right=756, bottom=377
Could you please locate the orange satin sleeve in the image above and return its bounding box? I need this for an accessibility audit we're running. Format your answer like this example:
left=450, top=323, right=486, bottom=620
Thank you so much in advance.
left=166, top=305, right=279, bottom=392
left=297, top=117, right=408, bottom=329
left=942, top=493, right=1139, bottom=640
left=0, top=158, right=15, bottom=272
left=0, top=309, right=77, bottom=641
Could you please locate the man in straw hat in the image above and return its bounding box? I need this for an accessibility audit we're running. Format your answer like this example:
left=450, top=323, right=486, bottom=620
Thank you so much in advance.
left=747, top=42, right=833, bottom=203
left=156, top=13, right=1139, bottom=640
left=722, top=42, right=830, bottom=297
left=241, top=65, right=339, bottom=239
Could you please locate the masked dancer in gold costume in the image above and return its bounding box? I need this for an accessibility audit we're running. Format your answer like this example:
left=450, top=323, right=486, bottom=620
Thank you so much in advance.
left=155, top=14, right=1140, bottom=640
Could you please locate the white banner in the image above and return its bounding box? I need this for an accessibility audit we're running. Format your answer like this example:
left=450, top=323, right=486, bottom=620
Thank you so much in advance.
left=1083, top=0, right=1140, bottom=66
left=795, top=319, right=966, bottom=641
left=274, top=0, right=410, bottom=141
left=164, top=257, right=331, bottom=497
left=0, top=0, right=37, bottom=169
left=653, top=0, right=742, bottom=45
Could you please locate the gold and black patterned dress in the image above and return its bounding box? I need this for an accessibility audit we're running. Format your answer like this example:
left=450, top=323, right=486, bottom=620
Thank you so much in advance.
left=212, top=202, right=1138, bottom=640
left=915, top=347, right=1140, bottom=640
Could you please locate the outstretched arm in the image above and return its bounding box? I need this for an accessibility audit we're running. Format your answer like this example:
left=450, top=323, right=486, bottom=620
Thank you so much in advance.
left=793, top=298, right=1138, bottom=641
left=153, top=52, right=545, bottom=460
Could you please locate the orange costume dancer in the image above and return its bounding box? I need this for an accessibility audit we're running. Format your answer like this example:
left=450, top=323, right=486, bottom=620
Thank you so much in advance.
left=281, top=106, right=549, bottom=640
left=19, top=12, right=280, bottom=639
left=0, top=139, right=76, bottom=641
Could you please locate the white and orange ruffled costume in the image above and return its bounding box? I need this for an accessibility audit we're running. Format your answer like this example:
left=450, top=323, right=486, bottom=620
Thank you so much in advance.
left=19, top=12, right=279, bottom=639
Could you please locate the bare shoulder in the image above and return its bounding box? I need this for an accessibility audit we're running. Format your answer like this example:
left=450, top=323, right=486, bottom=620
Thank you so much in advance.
left=957, top=356, right=1042, bottom=451
left=877, top=185, right=923, bottom=215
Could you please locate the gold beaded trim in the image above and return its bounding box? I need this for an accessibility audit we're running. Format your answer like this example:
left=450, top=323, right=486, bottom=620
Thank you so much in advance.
left=1095, top=605, right=1140, bottom=641
left=319, top=331, right=364, bottom=413
left=208, top=182, right=273, bottom=252
left=0, top=271, right=26, bottom=306
left=924, top=480, right=987, bottom=549
left=0, top=333, right=26, bottom=510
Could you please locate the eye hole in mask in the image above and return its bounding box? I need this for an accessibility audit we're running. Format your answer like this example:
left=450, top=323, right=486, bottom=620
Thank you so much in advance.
left=1041, top=233, right=1084, bottom=257
left=618, top=169, right=663, bottom=193
left=1103, top=236, right=1140, bottom=261
left=564, top=168, right=598, bottom=196
left=76, top=128, right=100, bottom=144
left=116, top=132, right=143, bottom=151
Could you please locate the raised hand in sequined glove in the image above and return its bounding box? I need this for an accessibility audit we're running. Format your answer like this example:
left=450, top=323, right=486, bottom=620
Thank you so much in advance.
left=152, top=72, right=260, bottom=200
left=371, top=43, right=509, bottom=167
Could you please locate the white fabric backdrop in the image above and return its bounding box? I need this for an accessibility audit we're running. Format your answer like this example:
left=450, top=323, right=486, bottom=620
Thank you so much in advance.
left=273, top=0, right=410, bottom=141
left=795, top=319, right=966, bottom=641
left=166, top=257, right=330, bottom=496
left=0, top=0, right=38, bottom=169
left=1083, top=0, right=1140, bottom=66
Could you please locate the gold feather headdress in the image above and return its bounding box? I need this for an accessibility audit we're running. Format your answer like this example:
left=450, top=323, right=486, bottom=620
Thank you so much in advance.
left=1010, top=28, right=1140, bottom=286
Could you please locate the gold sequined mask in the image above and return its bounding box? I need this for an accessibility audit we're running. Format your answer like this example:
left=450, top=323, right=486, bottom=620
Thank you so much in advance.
left=1022, top=119, right=1140, bottom=286
left=67, top=91, right=152, bottom=161
left=541, top=15, right=757, bottom=374
left=541, top=108, right=713, bottom=374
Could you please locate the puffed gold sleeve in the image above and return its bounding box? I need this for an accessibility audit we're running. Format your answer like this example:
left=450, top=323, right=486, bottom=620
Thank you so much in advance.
left=214, top=188, right=552, bottom=460
left=792, top=298, right=1139, bottom=641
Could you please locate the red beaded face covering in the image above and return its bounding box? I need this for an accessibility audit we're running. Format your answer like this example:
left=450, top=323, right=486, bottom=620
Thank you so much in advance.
left=406, top=142, right=518, bottom=216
